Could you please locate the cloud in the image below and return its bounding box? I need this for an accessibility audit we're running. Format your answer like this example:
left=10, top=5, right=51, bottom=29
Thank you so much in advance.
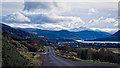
left=87, top=17, right=118, bottom=29
left=2, top=2, right=118, bottom=33
left=24, top=2, right=55, bottom=11
left=2, top=11, right=31, bottom=23
left=30, top=13, right=85, bottom=29
left=2, top=11, right=85, bottom=29
left=88, top=8, right=98, bottom=15
left=102, top=18, right=116, bottom=23
left=23, top=2, right=70, bottom=14
left=5, top=23, right=38, bottom=28
left=26, top=12, right=84, bottom=25
left=2, top=0, right=119, bottom=2
left=90, top=28, right=118, bottom=34
left=88, top=17, right=117, bottom=24
left=2, top=11, right=118, bottom=33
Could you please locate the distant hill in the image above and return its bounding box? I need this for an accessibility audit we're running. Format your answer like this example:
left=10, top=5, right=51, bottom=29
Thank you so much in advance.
left=17, top=28, right=111, bottom=40
left=93, top=30, right=120, bottom=41
left=74, top=30, right=111, bottom=40
left=17, top=28, right=81, bottom=39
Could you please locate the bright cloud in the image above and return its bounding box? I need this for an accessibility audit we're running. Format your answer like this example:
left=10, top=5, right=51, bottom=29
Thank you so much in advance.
left=87, top=17, right=118, bottom=28
left=3, top=11, right=31, bottom=23
left=5, top=23, right=36, bottom=28
left=102, top=18, right=116, bottom=23
left=90, top=28, right=118, bottom=34
left=88, top=8, right=98, bottom=15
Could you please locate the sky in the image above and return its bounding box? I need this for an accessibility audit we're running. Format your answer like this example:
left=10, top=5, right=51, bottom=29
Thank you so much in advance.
left=1, top=0, right=119, bottom=34
left=1, top=0, right=119, bottom=2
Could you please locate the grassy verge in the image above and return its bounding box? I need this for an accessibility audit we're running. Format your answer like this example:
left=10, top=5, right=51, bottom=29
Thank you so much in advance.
left=37, top=46, right=46, bottom=53
left=108, top=48, right=120, bottom=54
left=54, top=47, right=120, bottom=66
left=20, top=52, right=42, bottom=66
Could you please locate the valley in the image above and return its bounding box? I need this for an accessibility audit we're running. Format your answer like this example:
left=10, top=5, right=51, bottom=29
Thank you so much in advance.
left=1, top=23, right=120, bottom=68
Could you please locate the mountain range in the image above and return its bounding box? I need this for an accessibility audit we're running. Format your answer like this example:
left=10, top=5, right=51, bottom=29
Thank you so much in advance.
left=1, top=23, right=119, bottom=41
left=17, top=28, right=111, bottom=40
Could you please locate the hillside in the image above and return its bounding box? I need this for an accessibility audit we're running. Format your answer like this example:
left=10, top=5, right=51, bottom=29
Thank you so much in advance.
left=2, top=38, right=29, bottom=66
left=1, top=23, right=34, bottom=39
left=93, top=30, right=120, bottom=41
left=2, top=24, right=47, bottom=67
left=17, top=28, right=111, bottom=40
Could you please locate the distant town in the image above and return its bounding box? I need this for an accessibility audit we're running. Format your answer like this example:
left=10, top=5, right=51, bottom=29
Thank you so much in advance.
left=50, top=40, right=120, bottom=48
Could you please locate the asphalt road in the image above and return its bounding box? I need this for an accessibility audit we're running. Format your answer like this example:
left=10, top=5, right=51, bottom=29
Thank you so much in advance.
left=42, top=46, right=119, bottom=68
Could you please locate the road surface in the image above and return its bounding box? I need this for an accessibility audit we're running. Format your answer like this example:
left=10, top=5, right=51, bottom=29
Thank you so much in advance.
left=42, top=46, right=118, bottom=68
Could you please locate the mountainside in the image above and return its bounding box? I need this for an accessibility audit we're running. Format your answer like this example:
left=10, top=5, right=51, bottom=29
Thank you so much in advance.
left=93, top=30, right=120, bottom=41
left=1, top=23, right=34, bottom=39
left=17, top=28, right=111, bottom=40
left=1, top=23, right=52, bottom=44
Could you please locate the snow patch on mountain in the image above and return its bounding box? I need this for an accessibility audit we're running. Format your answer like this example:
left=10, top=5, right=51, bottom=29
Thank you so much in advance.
left=69, top=27, right=91, bottom=32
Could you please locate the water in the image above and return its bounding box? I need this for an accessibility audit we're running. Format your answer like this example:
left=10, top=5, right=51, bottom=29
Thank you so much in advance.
left=76, top=40, right=120, bottom=43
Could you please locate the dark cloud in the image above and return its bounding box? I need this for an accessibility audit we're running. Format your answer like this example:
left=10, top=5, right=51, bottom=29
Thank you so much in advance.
left=23, top=2, right=59, bottom=11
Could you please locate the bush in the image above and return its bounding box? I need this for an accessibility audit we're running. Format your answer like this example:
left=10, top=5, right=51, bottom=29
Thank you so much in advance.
left=2, top=39, right=29, bottom=66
